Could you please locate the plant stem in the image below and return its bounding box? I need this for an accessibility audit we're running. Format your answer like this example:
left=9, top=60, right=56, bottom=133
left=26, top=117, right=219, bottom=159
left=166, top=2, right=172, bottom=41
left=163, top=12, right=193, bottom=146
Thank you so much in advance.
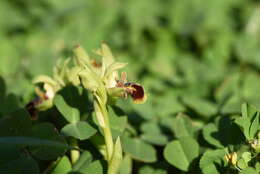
left=99, top=101, right=114, bottom=161
left=94, top=97, right=116, bottom=173
left=101, top=105, right=116, bottom=174
left=70, top=138, right=80, bottom=164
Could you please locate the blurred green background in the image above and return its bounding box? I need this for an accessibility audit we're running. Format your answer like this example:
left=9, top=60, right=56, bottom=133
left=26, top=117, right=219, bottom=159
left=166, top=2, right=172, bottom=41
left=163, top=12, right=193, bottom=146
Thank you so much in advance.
left=1, top=0, right=260, bottom=173
left=0, top=0, right=260, bottom=116
left=1, top=0, right=260, bottom=132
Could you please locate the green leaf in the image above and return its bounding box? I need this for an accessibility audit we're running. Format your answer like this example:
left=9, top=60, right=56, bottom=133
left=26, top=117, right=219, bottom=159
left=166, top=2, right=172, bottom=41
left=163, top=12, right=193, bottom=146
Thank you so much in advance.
left=122, top=137, right=157, bottom=163
left=0, top=109, right=32, bottom=136
left=118, top=155, right=132, bottom=174
left=249, top=112, right=259, bottom=139
left=236, top=35, right=260, bottom=70
left=141, top=122, right=162, bottom=134
left=255, top=162, right=260, bottom=173
left=237, top=151, right=252, bottom=169
left=203, top=117, right=244, bottom=147
left=182, top=96, right=217, bottom=118
left=215, top=72, right=241, bottom=114
left=240, top=167, right=258, bottom=174
left=51, top=156, right=72, bottom=174
left=72, top=151, right=93, bottom=171
left=61, top=121, right=97, bottom=140
left=139, top=165, right=167, bottom=174
left=199, top=149, right=226, bottom=174
left=140, top=122, right=169, bottom=145
left=155, top=92, right=185, bottom=117
left=164, top=137, right=199, bottom=171
left=242, top=152, right=252, bottom=163
left=140, top=133, right=168, bottom=146
left=235, top=103, right=259, bottom=140
left=54, top=94, right=80, bottom=123
left=28, top=123, right=68, bottom=160
left=0, top=41, right=20, bottom=77
left=108, top=106, right=127, bottom=138
left=75, top=160, right=103, bottom=174
left=58, top=85, right=90, bottom=115
left=172, top=114, right=197, bottom=138
left=235, top=117, right=251, bottom=140
left=0, top=154, right=39, bottom=174
left=202, top=123, right=223, bottom=148
left=108, top=137, right=123, bottom=174
left=0, top=144, right=20, bottom=164
left=132, top=100, right=156, bottom=120
left=0, top=137, right=69, bottom=149
left=242, top=72, right=260, bottom=108
left=237, top=158, right=248, bottom=169
left=241, top=103, right=257, bottom=120
left=219, top=95, right=242, bottom=115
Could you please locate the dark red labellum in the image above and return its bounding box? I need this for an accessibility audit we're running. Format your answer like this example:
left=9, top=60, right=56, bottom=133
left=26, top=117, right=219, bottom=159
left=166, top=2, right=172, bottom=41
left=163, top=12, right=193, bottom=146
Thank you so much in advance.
left=126, top=83, right=146, bottom=103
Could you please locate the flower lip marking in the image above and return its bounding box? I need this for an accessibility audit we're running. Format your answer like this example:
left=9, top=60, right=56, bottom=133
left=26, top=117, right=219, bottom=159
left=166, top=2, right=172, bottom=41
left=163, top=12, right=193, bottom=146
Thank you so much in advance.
left=25, top=87, right=50, bottom=120
left=124, top=82, right=146, bottom=103
left=116, top=72, right=146, bottom=104
left=26, top=97, right=42, bottom=120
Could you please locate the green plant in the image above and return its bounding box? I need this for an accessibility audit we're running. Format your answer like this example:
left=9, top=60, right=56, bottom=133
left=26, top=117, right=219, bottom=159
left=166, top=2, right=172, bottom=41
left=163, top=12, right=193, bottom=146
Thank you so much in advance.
left=0, top=43, right=259, bottom=174
left=28, top=44, right=146, bottom=174
left=1, top=0, right=260, bottom=173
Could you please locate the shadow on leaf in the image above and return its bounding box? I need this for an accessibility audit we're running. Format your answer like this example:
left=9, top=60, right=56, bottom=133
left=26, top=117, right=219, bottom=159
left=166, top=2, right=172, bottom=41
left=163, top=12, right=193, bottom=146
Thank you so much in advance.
left=0, top=76, right=20, bottom=116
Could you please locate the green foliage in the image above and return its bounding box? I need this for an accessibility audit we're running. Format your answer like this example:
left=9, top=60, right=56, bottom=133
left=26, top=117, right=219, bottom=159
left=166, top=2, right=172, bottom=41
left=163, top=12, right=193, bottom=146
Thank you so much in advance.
left=54, top=94, right=80, bottom=123
left=51, top=156, right=72, bottom=174
left=199, top=149, right=226, bottom=174
left=122, top=137, right=157, bottom=163
left=1, top=0, right=260, bottom=173
left=71, top=151, right=93, bottom=171
left=235, top=103, right=259, bottom=140
left=108, top=106, right=127, bottom=138
left=164, top=137, right=199, bottom=171
left=61, top=121, right=97, bottom=140
left=240, top=167, right=258, bottom=174
left=28, top=123, right=67, bottom=160
left=118, top=155, right=132, bottom=174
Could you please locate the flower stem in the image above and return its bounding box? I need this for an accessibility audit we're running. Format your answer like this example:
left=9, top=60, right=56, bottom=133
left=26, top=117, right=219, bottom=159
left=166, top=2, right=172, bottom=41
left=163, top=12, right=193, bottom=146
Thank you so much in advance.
left=94, top=97, right=116, bottom=173
left=103, top=120, right=114, bottom=161
left=98, top=100, right=114, bottom=161
left=102, top=106, right=117, bottom=174
left=70, top=138, right=80, bottom=164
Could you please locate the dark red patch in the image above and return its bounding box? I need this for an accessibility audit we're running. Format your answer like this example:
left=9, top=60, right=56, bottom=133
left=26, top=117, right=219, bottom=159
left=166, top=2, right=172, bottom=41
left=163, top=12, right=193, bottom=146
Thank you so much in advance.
left=129, top=84, right=145, bottom=101
left=25, top=97, right=42, bottom=120
left=26, top=102, right=38, bottom=120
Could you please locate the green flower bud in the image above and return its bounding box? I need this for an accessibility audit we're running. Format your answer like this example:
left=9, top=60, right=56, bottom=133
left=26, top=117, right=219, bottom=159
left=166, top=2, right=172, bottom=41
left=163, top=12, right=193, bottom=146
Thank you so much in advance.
left=73, top=45, right=91, bottom=68
left=78, top=68, right=100, bottom=92
left=67, top=67, right=81, bottom=86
